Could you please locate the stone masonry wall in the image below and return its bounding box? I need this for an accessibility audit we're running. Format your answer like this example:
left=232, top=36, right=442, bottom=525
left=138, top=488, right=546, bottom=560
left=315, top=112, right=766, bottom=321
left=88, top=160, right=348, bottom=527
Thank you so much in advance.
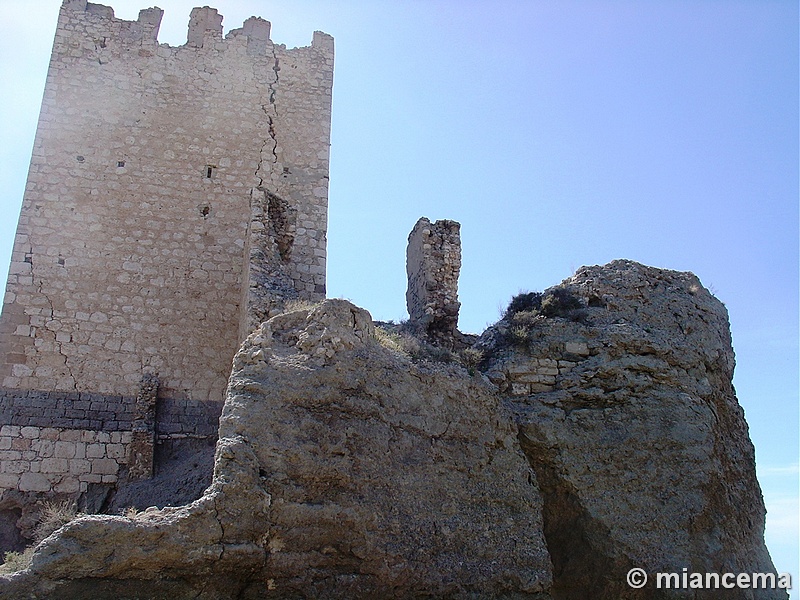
left=406, top=217, right=462, bottom=337
left=0, top=1, right=334, bottom=402
left=0, top=426, right=132, bottom=496
left=485, top=341, right=590, bottom=396
left=0, top=387, right=221, bottom=496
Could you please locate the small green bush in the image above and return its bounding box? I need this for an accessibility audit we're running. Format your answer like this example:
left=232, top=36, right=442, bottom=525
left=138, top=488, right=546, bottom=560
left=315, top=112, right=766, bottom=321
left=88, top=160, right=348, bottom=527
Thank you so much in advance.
left=282, top=298, right=321, bottom=313
left=459, top=347, right=484, bottom=375
left=0, top=548, right=35, bottom=574
left=502, top=287, right=588, bottom=335
left=504, top=292, right=542, bottom=317
left=0, top=501, right=80, bottom=574
left=507, top=325, right=530, bottom=347
left=373, top=325, right=455, bottom=363
left=509, top=310, right=539, bottom=328
left=540, top=288, right=583, bottom=317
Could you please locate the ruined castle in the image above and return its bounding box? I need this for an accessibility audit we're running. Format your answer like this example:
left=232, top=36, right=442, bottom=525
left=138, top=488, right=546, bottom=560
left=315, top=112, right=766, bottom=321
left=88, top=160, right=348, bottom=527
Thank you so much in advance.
left=0, top=0, right=333, bottom=502
left=0, top=3, right=785, bottom=595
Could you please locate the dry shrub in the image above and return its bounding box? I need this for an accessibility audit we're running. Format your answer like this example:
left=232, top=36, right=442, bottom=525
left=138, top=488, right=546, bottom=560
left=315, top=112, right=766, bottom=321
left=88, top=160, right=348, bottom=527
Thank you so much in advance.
left=0, top=500, right=79, bottom=574
left=33, top=500, right=78, bottom=544
left=0, top=547, right=35, bottom=574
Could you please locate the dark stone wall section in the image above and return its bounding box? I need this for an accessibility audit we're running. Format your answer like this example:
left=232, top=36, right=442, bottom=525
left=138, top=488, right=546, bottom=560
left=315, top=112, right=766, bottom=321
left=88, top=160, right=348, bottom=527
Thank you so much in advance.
left=0, top=389, right=222, bottom=438
left=156, top=398, right=223, bottom=438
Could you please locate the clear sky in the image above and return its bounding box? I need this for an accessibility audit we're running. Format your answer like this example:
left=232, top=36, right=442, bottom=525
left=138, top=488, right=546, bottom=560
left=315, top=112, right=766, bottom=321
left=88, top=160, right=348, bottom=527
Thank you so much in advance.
left=1, top=0, right=797, bottom=587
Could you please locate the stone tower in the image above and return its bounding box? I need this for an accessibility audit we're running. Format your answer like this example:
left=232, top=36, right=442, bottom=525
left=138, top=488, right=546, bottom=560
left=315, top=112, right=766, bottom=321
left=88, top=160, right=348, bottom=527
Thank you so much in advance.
left=0, top=1, right=334, bottom=404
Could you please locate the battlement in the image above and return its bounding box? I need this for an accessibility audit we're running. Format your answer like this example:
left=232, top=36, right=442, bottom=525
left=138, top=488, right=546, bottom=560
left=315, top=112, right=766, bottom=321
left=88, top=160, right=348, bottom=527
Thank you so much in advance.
left=60, top=1, right=164, bottom=45
left=0, top=1, right=334, bottom=403
left=57, top=1, right=333, bottom=54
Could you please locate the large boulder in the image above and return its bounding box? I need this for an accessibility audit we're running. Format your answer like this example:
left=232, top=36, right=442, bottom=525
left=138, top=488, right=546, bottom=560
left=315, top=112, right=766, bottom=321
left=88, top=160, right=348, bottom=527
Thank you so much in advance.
left=481, top=260, right=785, bottom=599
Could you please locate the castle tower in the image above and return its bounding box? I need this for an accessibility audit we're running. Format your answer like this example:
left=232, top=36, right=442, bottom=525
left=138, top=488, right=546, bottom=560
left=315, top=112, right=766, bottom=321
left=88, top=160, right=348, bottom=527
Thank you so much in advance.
left=0, top=1, right=334, bottom=404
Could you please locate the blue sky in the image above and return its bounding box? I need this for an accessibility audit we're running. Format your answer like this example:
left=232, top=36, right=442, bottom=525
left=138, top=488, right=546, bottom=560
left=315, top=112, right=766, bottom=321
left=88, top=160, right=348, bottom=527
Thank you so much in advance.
left=1, top=0, right=797, bottom=586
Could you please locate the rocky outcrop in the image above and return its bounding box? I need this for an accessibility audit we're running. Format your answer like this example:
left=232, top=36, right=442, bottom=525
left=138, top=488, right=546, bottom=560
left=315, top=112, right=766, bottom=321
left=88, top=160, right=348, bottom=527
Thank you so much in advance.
left=0, top=300, right=551, bottom=599
left=481, top=260, right=784, bottom=599
left=0, top=262, right=785, bottom=599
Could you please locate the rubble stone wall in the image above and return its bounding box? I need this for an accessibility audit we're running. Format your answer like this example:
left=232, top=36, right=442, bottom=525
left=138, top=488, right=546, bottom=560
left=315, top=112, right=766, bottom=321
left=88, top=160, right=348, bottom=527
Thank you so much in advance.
left=405, top=217, right=462, bottom=336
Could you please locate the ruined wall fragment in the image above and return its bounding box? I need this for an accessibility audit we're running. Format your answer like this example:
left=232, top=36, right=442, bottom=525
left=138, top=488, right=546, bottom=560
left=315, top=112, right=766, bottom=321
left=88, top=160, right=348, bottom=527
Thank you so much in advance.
left=406, top=217, right=462, bottom=340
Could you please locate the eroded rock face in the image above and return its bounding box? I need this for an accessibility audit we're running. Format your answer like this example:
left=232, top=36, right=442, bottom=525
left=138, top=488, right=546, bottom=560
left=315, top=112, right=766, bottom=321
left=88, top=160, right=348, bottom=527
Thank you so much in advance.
left=0, top=263, right=784, bottom=599
left=481, top=260, right=784, bottom=599
left=0, top=299, right=552, bottom=599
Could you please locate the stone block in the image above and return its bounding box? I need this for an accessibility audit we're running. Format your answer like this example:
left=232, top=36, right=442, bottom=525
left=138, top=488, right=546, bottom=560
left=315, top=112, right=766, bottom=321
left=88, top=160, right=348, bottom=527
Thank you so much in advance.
left=13, top=438, right=33, bottom=452
left=69, top=459, right=91, bottom=475
left=91, top=459, right=119, bottom=475
left=0, top=451, right=23, bottom=463
left=529, top=383, right=555, bottom=394
left=511, top=383, right=529, bottom=396
left=54, top=477, right=81, bottom=494
left=19, top=472, right=51, bottom=492
left=41, top=428, right=61, bottom=440
left=41, top=458, right=69, bottom=473
left=565, top=342, right=589, bottom=356
left=515, top=373, right=542, bottom=384
left=31, top=439, right=53, bottom=457
left=20, top=426, right=40, bottom=439
left=86, top=443, right=105, bottom=458
left=537, top=367, right=560, bottom=377
left=55, top=441, right=77, bottom=458
left=106, top=443, right=126, bottom=459
left=0, top=473, right=21, bottom=488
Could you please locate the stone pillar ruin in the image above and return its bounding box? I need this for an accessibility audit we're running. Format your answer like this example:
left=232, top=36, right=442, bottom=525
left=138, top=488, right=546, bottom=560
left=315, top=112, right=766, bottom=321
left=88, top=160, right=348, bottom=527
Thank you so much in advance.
left=406, top=217, right=462, bottom=341
left=126, top=374, right=159, bottom=480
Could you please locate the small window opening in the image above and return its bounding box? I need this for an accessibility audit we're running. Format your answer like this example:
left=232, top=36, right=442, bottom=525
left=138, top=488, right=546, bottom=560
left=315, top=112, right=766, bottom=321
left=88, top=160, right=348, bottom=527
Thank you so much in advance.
left=117, top=160, right=125, bottom=168
left=204, top=165, right=217, bottom=179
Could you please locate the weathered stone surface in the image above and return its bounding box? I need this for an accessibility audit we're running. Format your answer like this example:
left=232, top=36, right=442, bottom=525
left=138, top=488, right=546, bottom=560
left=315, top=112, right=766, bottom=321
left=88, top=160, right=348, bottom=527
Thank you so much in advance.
left=0, top=1, right=333, bottom=401
left=0, top=262, right=783, bottom=599
left=480, top=260, right=785, bottom=599
left=0, top=299, right=551, bottom=598
left=126, top=374, right=158, bottom=480
left=406, top=217, right=462, bottom=343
